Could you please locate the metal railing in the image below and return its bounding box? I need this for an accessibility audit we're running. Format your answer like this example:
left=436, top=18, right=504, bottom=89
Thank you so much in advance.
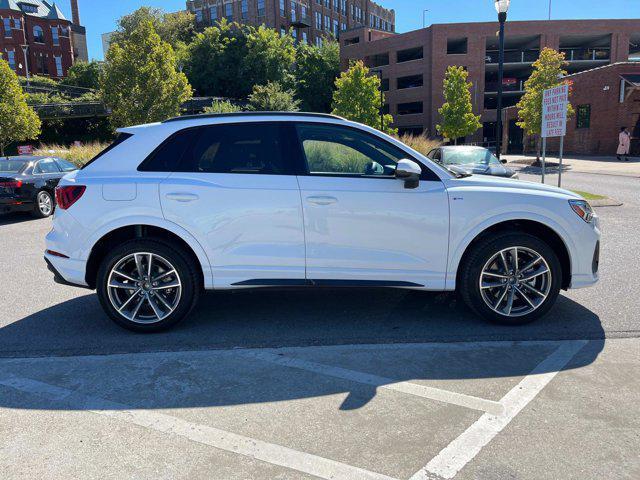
left=559, top=48, right=610, bottom=61
left=30, top=102, right=111, bottom=119
left=485, top=50, right=539, bottom=64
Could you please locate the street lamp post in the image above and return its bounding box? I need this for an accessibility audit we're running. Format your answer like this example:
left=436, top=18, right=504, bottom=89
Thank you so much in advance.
left=494, top=0, right=510, bottom=159
left=20, top=44, right=31, bottom=87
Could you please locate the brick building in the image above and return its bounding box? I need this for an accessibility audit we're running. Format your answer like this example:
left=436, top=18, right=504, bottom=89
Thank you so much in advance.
left=186, top=0, right=395, bottom=46
left=504, top=62, right=640, bottom=156
left=339, top=19, right=640, bottom=149
left=0, top=0, right=87, bottom=79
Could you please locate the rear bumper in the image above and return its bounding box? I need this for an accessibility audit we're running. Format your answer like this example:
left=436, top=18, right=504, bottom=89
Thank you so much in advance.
left=45, top=256, right=91, bottom=289
left=44, top=252, right=90, bottom=289
left=0, top=198, right=33, bottom=214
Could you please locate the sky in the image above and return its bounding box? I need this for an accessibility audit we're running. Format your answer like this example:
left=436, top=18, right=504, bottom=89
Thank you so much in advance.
left=53, top=0, right=639, bottom=61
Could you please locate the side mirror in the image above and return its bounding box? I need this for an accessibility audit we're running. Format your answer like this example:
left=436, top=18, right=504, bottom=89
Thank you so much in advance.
left=395, top=159, right=421, bottom=189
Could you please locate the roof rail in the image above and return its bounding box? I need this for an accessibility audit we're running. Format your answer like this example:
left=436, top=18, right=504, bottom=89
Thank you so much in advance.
left=162, top=111, right=345, bottom=123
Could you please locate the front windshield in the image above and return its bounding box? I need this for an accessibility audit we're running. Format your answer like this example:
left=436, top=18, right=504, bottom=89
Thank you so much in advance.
left=0, top=160, right=27, bottom=173
left=442, top=149, right=501, bottom=166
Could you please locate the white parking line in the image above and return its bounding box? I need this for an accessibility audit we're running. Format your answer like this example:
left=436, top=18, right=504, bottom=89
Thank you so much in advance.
left=0, top=376, right=398, bottom=480
left=409, top=340, right=588, bottom=480
left=239, top=350, right=505, bottom=415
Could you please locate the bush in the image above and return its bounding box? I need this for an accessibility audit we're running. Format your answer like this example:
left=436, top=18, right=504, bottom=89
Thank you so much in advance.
left=396, top=134, right=441, bottom=156
left=35, top=142, right=109, bottom=167
left=203, top=99, right=242, bottom=114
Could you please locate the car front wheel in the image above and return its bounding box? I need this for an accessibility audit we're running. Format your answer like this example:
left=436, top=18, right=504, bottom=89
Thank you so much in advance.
left=96, top=239, right=200, bottom=332
left=459, top=232, right=562, bottom=325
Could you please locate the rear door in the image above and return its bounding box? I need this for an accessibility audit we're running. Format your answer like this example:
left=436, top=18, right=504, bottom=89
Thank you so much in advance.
left=157, top=122, right=306, bottom=288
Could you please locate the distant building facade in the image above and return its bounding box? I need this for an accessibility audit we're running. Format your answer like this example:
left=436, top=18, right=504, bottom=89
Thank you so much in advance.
left=339, top=19, right=640, bottom=150
left=101, top=31, right=113, bottom=57
left=185, top=0, right=395, bottom=46
left=0, top=0, right=88, bottom=78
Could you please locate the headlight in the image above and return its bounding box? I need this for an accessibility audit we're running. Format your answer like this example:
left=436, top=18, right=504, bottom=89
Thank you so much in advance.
left=569, top=199, right=594, bottom=223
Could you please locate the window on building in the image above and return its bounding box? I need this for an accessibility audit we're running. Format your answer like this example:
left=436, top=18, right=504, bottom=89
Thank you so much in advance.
left=324, top=15, right=330, bottom=31
left=315, top=12, right=321, bottom=29
left=3, top=18, right=12, bottom=38
left=36, top=53, right=48, bottom=74
left=576, top=104, right=591, bottom=129
left=291, top=3, right=297, bottom=22
left=292, top=29, right=298, bottom=41
left=6, top=50, right=16, bottom=70
left=447, top=37, right=468, bottom=54
left=257, top=0, right=265, bottom=16
left=397, top=46, right=423, bottom=63
left=54, top=55, right=63, bottom=77
left=341, top=0, right=346, bottom=15
left=302, top=31, right=308, bottom=44
left=334, top=0, right=339, bottom=12
left=333, top=19, right=338, bottom=37
left=51, top=26, right=59, bottom=46
left=225, top=2, right=233, bottom=21
left=210, top=5, right=218, bottom=22
left=397, top=74, right=423, bottom=90
left=19, top=3, right=38, bottom=13
left=341, top=22, right=346, bottom=32
left=279, top=0, right=285, bottom=16
left=281, top=26, right=286, bottom=37
left=33, top=25, right=44, bottom=43
left=344, top=36, right=359, bottom=46
left=195, top=8, right=203, bottom=22
left=397, top=102, right=423, bottom=115
left=316, top=36, right=323, bottom=47
left=324, top=0, right=330, bottom=8
left=367, top=52, right=389, bottom=67
left=380, top=78, right=389, bottom=91
left=241, top=0, right=248, bottom=19
left=13, top=18, right=21, bottom=29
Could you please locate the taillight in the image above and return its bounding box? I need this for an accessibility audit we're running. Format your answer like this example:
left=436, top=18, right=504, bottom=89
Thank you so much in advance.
left=0, top=180, right=22, bottom=189
left=55, top=185, right=86, bottom=210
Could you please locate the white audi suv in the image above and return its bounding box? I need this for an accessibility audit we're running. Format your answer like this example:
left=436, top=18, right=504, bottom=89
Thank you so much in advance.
left=45, top=113, right=600, bottom=332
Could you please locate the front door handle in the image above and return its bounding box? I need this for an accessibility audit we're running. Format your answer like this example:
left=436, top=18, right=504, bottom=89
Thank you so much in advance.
left=165, top=192, right=199, bottom=203
left=306, top=195, right=338, bottom=205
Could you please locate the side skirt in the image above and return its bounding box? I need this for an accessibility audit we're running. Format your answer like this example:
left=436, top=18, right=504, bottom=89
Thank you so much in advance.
left=231, top=279, right=424, bottom=288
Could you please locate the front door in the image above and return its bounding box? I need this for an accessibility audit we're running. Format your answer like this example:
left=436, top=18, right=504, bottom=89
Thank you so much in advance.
left=159, top=122, right=305, bottom=287
left=294, top=123, right=450, bottom=289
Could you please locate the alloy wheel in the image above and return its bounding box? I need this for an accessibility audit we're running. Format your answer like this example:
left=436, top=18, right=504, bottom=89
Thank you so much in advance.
left=38, top=192, right=53, bottom=216
left=479, top=246, right=552, bottom=317
left=106, top=252, right=182, bottom=324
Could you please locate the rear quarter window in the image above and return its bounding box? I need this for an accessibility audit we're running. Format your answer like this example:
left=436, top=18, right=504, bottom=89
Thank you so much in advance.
left=138, top=128, right=197, bottom=172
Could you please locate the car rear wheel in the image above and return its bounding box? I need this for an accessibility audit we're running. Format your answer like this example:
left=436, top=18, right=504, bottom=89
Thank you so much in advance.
left=96, top=239, right=200, bottom=332
left=458, top=232, right=562, bottom=325
left=33, top=190, right=54, bottom=218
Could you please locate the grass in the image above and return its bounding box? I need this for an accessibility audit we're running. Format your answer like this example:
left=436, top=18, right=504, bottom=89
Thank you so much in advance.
left=395, top=134, right=441, bottom=156
left=571, top=190, right=608, bottom=201
left=35, top=142, right=109, bottom=167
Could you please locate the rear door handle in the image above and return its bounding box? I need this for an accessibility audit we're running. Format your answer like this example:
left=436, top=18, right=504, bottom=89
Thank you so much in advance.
left=306, top=195, right=338, bottom=205
left=165, top=192, right=199, bottom=203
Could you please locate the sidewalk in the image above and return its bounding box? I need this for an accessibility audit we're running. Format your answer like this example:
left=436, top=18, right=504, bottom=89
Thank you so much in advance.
left=503, top=154, right=640, bottom=177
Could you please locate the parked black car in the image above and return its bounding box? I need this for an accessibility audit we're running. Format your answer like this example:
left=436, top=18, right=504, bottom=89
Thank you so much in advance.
left=0, top=156, right=78, bottom=218
left=426, top=146, right=519, bottom=179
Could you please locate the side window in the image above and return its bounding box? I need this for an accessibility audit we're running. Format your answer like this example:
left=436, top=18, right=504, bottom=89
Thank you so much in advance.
left=179, top=123, right=291, bottom=175
left=34, top=159, right=61, bottom=174
left=139, top=128, right=196, bottom=172
left=432, top=149, right=442, bottom=163
left=55, top=158, right=78, bottom=172
left=296, top=124, right=406, bottom=177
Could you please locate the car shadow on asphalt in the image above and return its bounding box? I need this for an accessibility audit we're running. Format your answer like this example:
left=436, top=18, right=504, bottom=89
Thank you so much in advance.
left=0, top=212, right=38, bottom=226
left=0, top=288, right=605, bottom=412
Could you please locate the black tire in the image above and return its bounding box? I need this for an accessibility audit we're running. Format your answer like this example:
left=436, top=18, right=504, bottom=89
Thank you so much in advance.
left=96, top=239, right=200, bottom=332
left=458, top=232, right=562, bottom=325
left=32, top=190, right=54, bottom=218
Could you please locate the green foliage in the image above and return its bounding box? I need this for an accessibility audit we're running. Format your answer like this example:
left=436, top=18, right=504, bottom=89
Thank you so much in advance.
left=294, top=40, right=340, bottom=113
left=203, top=99, right=242, bottom=114
left=436, top=66, right=481, bottom=142
left=100, top=20, right=192, bottom=127
left=184, top=21, right=296, bottom=98
left=516, top=48, right=575, bottom=136
left=0, top=55, right=41, bottom=155
left=61, top=61, right=103, bottom=90
left=247, top=82, right=300, bottom=111
left=331, top=61, right=395, bottom=134
left=110, top=7, right=196, bottom=50
left=396, top=134, right=442, bottom=156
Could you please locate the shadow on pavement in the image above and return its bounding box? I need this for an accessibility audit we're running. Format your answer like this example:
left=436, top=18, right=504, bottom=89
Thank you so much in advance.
left=0, top=212, right=37, bottom=226
left=0, top=288, right=605, bottom=411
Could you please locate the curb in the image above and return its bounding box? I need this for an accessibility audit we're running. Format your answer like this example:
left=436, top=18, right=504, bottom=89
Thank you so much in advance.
left=589, top=198, right=623, bottom=207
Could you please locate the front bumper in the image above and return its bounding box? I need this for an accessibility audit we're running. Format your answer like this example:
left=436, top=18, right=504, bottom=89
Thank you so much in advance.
left=568, top=216, right=601, bottom=289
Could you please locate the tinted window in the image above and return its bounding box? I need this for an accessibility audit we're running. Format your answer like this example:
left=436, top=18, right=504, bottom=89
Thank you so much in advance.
left=296, top=124, right=406, bottom=177
left=0, top=160, right=27, bottom=173
left=82, top=133, right=134, bottom=170
left=442, top=148, right=500, bottom=166
left=55, top=158, right=78, bottom=172
left=34, top=159, right=60, bottom=174
left=140, top=128, right=196, bottom=172
left=179, top=123, right=290, bottom=175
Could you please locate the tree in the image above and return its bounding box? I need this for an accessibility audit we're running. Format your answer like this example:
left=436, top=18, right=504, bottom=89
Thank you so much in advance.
left=0, top=55, right=41, bottom=156
left=294, top=40, right=340, bottom=112
left=331, top=61, right=395, bottom=134
left=436, top=66, right=481, bottom=144
left=61, top=60, right=102, bottom=89
left=109, top=7, right=196, bottom=50
left=203, top=99, right=242, bottom=113
left=247, top=82, right=300, bottom=111
left=100, top=20, right=192, bottom=128
left=243, top=25, right=296, bottom=91
left=184, top=20, right=251, bottom=97
left=516, top=47, right=574, bottom=159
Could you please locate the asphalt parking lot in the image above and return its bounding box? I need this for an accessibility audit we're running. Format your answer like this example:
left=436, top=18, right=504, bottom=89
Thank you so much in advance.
left=1, top=170, right=639, bottom=479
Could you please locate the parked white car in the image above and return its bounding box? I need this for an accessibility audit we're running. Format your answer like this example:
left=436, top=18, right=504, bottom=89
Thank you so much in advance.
left=45, top=113, right=600, bottom=332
